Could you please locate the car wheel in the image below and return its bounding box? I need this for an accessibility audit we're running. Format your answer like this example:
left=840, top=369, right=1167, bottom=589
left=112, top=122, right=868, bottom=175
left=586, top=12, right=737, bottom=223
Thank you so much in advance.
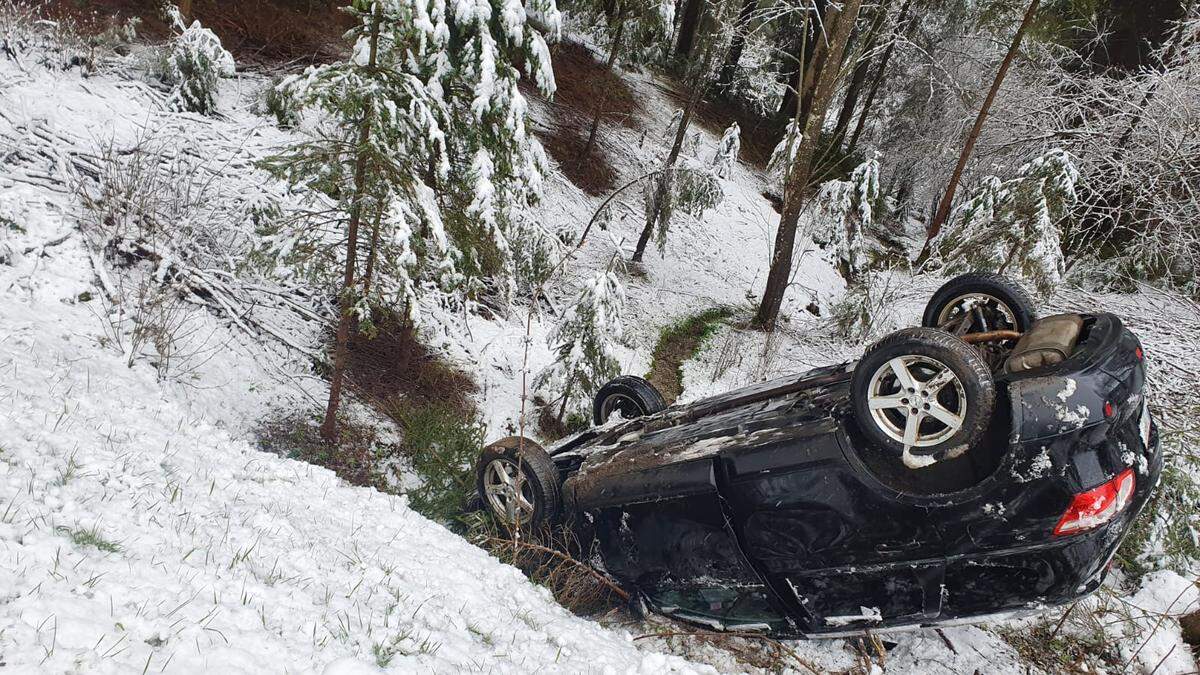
left=923, top=272, right=1036, bottom=335
left=851, top=328, right=996, bottom=467
left=592, top=375, right=668, bottom=426
left=476, top=436, right=560, bottom=531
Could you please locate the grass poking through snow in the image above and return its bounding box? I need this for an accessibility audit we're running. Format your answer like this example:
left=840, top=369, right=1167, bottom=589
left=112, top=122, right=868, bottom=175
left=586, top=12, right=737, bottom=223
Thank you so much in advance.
left=57, top=524, right=120, bottom=553
left=646, top=307, right=735, bottom=404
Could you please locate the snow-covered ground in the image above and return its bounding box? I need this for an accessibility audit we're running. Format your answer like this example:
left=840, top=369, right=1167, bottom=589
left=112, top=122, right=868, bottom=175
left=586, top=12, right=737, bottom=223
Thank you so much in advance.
left=3, top=23, right=1200, bottom=674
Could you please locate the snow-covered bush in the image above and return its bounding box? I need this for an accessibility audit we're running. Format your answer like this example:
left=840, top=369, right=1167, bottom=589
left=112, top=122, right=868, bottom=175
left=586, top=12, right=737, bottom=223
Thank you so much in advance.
left=641, top=121, right=739, bottom=255
left=711, top=122, right=740, bottom=180
left=260, top=75, right=300, bottom=129
left=810, top=155, right=882, bottom=284
left=933, top=149, right=1079, bottom=297
left=73, top=133, right=266, bottom=378
left=767, top=118, right=802, bottom=184
left=535, top=266, right=625, bottom=422
left=828, top=271, right=903, bottom=342
left=157, top=10, right=235, bottom=115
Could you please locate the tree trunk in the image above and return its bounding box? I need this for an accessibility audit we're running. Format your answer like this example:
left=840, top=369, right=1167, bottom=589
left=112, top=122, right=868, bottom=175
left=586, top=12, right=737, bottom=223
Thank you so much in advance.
left=831, top=3, right=889, bottom=148
left=178, top=0, right=192, bottom=24
left=632, top=85, right=700, bottom=262
left=360, top=202, right=385, bottom=301
left=674, top=0, right=704, bottom=60
left=917, top=0, right=1042, bottom=264
left=579, top=16, right=626, bottom=162
left=846, top=0, right=915, bottom=154
left=775, top=0, right=827, bottom=123
left=716, top=0, right=759, bottom=94
left=754, top=0, right=864, bottom=330
left=320, top=10, right=381, bottom=443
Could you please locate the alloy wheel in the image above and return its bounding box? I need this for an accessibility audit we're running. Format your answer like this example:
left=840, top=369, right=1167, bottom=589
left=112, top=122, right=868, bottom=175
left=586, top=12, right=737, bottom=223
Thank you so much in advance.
left=867, top=355, right=967, bottom=449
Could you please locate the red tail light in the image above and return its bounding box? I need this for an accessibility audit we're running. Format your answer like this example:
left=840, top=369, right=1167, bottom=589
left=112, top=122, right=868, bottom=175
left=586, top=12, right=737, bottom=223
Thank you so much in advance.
left=1053, top=468, right=1135, bottom=536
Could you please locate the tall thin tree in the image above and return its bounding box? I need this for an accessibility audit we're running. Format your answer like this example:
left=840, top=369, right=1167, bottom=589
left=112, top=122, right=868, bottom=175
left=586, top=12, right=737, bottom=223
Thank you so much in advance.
left=917, top=0, right=1042, bottom=263
left=845, top=0, right=915, bottom=154
left=754, top=0, right=865, bottom=329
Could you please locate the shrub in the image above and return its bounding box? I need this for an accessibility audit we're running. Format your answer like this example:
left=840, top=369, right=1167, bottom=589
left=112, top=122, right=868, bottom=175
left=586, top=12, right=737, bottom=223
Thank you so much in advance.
left=256, top=408, right=393, bottom=490
left=387, top=401, right=485, bottom=530
left=261, top=75, right=300, bottom=129
left=159, top=13, right=235, bottom=115
left=1115, top=422, right=1200, bottom=576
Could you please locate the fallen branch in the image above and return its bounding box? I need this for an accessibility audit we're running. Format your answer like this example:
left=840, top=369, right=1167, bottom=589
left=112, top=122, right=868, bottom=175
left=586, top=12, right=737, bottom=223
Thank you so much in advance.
left=484, top=536, right=630, bottom=602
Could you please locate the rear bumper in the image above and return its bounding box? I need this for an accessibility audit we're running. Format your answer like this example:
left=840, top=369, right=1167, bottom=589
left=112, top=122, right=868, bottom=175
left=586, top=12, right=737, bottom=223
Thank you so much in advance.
left=795, top=420, right=1162, bottom=636
left=939, top=419, right=1162, bottom=621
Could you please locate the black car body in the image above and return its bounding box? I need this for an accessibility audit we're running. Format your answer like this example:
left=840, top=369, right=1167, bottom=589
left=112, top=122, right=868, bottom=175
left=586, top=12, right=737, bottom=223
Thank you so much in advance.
left=542, top=312, right=1159, bottom=636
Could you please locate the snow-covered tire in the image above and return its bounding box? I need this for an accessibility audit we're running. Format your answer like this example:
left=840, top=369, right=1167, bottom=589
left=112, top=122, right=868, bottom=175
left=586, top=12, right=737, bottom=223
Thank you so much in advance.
left=851, top=328, right=995, bottom=467
left=592, top=375, right=668, bottom=426
left=923, top=272, right=1037, bottom=335
left=476, top=437, right=560, bottom=531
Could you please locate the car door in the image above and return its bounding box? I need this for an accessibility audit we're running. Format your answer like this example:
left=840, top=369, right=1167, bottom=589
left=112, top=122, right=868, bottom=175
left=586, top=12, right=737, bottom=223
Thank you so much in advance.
left=715, top=409, right=948, bottom=632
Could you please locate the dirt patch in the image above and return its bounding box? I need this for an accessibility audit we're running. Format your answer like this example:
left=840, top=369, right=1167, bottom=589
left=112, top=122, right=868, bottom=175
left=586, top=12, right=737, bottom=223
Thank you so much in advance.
left=45, top=0, right=349, bottom=64
left=342, top=312, right=477, bottom=417
left=539, top=40, right=642, bottom=131
left=534, top=120, right=620, bottom=197
left=524, top=40, right=643, bottom=196
left=645, top=307, right=735, bottom=404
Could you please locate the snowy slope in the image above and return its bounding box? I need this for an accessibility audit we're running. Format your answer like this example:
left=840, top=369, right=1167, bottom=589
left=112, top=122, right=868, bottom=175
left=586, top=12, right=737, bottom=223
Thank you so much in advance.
left=0, top=298, right=711, bottom=673
left=0, top=51, right=713, bottom=674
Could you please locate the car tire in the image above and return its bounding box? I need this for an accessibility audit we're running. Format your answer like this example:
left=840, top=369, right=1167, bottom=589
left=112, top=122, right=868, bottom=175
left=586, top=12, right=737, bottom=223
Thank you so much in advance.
left=592, top=375, right=668, bottom=426
left=923, top=272, right=1037, bottom=334
left=476, top=436, right=560, bottom=531
left=851, top=328, right=996, bottom=467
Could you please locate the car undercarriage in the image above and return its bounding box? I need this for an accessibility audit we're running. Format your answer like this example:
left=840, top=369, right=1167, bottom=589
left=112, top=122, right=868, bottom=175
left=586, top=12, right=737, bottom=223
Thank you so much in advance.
left=475, top=273, right=1161, bottom=636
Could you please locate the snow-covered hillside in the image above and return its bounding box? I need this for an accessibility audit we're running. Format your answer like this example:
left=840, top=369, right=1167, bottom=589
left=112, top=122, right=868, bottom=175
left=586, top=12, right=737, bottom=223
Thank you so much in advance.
left=3, top=15, right=1200, bottom=675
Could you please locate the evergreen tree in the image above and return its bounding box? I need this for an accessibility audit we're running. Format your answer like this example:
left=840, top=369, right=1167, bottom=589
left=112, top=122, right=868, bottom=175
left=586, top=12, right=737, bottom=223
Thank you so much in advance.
left=634, top=119, right=739, bottom=260
left=933, top=148, right=1079, bottom=296
left=811, top=155, right=882, bottom=284
left=259, top=0, right=559, bottom=442
left=535, top=264, right=626, bottom=422
left=159, top=5, right=234, bottom=115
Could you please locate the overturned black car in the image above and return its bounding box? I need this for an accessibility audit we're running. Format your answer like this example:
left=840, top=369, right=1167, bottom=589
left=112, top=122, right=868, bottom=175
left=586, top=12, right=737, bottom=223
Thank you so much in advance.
left=476, top=273, right=1160, bottom=636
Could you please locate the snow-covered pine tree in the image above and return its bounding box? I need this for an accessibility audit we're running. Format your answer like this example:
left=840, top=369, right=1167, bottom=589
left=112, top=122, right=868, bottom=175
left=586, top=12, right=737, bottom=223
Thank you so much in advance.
left=767, top=118, right=802, bottom=184
left=810, top=155, right=881, bottom=284
left=712, top=122, right=741, bottom=180
left=535, top=264, right=625, bottom=423
left=631, top=114, right=740, bottom=261
left=637, top=120, right=739, bottom=256
left=158, top=5, right=234, bottom=115
left=933, top=148, right=1079, bottom=297
left=259, top=0, right=560, bottom=441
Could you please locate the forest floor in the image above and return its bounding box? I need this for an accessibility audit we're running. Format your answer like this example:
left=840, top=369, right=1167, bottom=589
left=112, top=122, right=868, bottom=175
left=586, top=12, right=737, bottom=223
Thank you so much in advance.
left=2, top=19, right=1200, bottom=675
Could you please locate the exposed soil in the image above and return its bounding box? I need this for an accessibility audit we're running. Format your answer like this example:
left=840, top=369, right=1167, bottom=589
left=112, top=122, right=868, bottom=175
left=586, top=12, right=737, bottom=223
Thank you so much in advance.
left=46, top=0, right=350, bottom=64
left=533, top=118, right=620, bottom=197
left=523, top=40, right=644, bottom=196
left=343, top=312, right=477, bottom=418
left=655, top=82, right=780, bottom=171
